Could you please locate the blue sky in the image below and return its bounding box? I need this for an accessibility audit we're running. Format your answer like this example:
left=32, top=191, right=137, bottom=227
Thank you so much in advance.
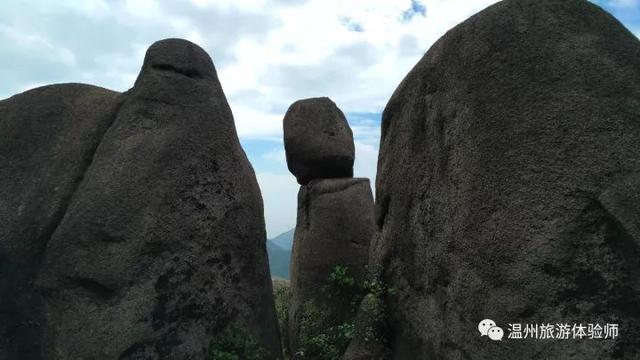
left=1, top=0, right=639, bottom=238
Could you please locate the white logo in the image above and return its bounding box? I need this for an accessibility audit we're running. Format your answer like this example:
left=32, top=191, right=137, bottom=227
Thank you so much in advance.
left=478, top=319, right=503, bottom=341
left=488, top=326, right=504, bottom=341
left=479, top=320, right=619, bottom=341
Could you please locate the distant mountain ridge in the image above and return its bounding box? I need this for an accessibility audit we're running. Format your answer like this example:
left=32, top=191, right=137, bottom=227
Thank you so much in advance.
left=267, top=229, right=293, bottom=279
left=270, top=229, right=294, bottom=250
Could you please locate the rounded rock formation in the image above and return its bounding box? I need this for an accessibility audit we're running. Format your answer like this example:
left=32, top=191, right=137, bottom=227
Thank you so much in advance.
left=0, top=84, right=123, bottom=359
left=283, top=97, right=355, bottom=185
left=373, top=0, right=640, bottom=359
left=1, top=39, right=282, bottom=359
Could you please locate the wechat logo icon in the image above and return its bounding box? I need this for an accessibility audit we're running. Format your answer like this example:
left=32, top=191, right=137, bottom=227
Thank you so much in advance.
left=479, top=319, right=504, bottom=341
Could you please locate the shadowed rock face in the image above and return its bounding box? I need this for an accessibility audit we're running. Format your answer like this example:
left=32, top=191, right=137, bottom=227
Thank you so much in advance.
left=284, top=97, right=355, bottom=185
left=1, top=39, right=281, bottom=359
left=374, top=0, right=640, bottom=359
left=0, top=84, right=123, bottom=359
left=288, top=178, right=374, bottom=355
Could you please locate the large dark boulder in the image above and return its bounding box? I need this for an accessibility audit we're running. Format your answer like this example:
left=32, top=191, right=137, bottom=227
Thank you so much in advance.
left=1, top=38, right=281, bottom=359
left=288, top=178, right=374, bottom=355
left=374, top=0, right=640, bottom=359
left=0, top=84, right=122, bottom=359
left=284, top=97, right=355, bottom=185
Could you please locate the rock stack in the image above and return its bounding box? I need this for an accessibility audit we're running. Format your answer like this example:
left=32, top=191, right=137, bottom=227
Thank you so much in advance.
left=284, top=98, right=375, bottom=356
left=0, top=39, right=281, bottom=359
left=369, top=0, right=640, bottom=359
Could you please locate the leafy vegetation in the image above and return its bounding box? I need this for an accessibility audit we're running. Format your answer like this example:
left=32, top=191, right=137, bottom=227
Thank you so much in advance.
left=273, top=279, right=292, bottom=359
left=288, top=265, right=394, bottom=360
left=269, top=265, right=394, bottom=359
left=353, top=294, right=387, bottom=345
left=208, top=325, right=270, bottom=360
left=296, top=305, right=355, bottom=360
left=328, top=265, right=355, bottom=288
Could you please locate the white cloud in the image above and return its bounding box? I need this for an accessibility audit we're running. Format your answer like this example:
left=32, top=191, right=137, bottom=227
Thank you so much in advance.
left=214, top=0, right=500, bottom=141
left=232, top=105, right=284, bottom=140
left=352, top=122, right=381, bottom=144
left=1, top=0, right=501, bottom=131
left=124, top=0, right=162, bottom=18
left=0, top=24, right=77, bottom=67
left=262, top=149, right=287, bottom=164
left=256, top=172, right=299, bottom=238
left=77, top=0, right=111, bottom=16
left=354, top=140, right=379, bottom=186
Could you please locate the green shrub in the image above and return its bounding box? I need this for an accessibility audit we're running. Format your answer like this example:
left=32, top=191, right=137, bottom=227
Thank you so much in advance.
left=362, top=278, right=395, bottom=299
left=208, top=325, right=270, bottom=360
left=296, top=300, right=355, bottom=360
left=273, top=281, right=291, bottom=358
left=355, top=294, right=387, bottom=344
left=282, top=265, right=394, bottom=360
left=328, top=265, right=355, bottom=288
left=294, top=266, right=369, bottom=360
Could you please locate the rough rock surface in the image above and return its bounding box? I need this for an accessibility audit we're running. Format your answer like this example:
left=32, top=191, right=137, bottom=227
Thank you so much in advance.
left=0, top=84, right=123, bottom=359
left=288, top=178, right=374, bottom=355
left=284, top=97, right=354, bottom=185
left=1, top=39, right=281, bottom=359
left=374, top=0, right=640, bottom=359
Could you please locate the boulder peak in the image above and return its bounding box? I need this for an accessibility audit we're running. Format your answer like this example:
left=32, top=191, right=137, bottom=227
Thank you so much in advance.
left=283, top=97, right=355, bottom=185
left=136, top=38, right=218, bottom=84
